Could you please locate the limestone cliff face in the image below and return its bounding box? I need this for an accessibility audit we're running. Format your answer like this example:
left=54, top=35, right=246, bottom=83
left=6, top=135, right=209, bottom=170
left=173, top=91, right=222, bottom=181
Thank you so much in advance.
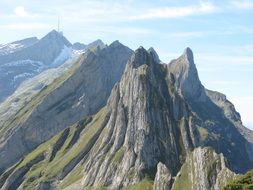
left=0, top=41, right=133, bottom=174
left=172, top=147, right=237, bottom=190
left=1, top=46, right=253, bottom=190
left=79, top=47, right=199, bottom=189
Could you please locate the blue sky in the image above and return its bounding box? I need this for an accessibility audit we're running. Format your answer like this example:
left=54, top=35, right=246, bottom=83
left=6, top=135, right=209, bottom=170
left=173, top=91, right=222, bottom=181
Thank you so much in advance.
left=0, top=0, right=253, bottom=129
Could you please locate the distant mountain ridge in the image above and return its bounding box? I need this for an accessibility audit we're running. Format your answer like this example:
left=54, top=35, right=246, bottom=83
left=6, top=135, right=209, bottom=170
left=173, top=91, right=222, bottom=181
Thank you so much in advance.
left=0, top=30, right=105, bottom=102
left=72, top=39, right=105, bottom=54
left=0, top=30, right=72, bottom=65
left=0, top=37, right=39, bottom=56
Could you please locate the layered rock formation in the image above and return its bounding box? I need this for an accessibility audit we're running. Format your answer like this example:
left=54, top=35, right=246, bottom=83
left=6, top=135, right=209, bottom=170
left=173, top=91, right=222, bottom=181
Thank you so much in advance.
left=0, top=45, right=253, bottom=190
left=172, top=147, right=237, bottom=190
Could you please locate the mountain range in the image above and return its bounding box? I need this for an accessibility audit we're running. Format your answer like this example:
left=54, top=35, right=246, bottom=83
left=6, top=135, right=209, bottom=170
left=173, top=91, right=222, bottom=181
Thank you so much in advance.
left=0, top=31, right=252, bottom=190
left=0, top=30, right=105, bottom=102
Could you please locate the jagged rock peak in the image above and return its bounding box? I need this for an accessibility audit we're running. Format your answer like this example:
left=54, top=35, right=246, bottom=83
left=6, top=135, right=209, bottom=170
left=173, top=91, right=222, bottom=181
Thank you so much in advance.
left=168, top=47, right=206, bottom=101
left=109, top=40, right=123, bottom=48
left=154, top=162, right=172, bottom=190
left=72, top=42, right=86, bottom=50
left=148, top=47, right=160, bottom=63
left=129, top=46, right=157, bottom=68
left=40, top=29, right=72, bottom=47
left=183, top=47, right=194, bottom=64
left=43, top=29, right=60, bottom=38
left=93, top=39, right=103, bottom=44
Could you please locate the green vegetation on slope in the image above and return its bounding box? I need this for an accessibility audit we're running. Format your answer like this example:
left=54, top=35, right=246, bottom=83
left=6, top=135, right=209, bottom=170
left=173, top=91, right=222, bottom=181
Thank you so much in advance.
left=0, top=107, right=108, bottom=189
left=0, top=55, right=84, bottom=138
left=123, top=177, right=153, bottom=190
left=172, top=159, right=192, bottom=190
left=198, top=127, right=208, bottom=141
left=223, top=170, right=253, bottom=190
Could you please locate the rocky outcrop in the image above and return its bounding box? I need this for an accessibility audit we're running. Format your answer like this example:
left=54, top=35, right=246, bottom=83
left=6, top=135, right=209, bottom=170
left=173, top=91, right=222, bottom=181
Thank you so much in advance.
left=168, top=47, right=206, bottom=101
left=0, top=41, right=133, bottom=174
left=153, top=162, right=172, bottom=190
left=77, top=47, right=199, bottom=189
left=172, top=147, right=237, bottom=190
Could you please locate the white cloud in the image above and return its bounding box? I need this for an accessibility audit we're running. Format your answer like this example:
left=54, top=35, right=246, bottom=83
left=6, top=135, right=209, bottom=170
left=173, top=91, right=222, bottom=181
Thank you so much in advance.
left=231, top=0, right=253, bottom=9
left=0, top=23, right=52, bottom=30
left=130, top=1, right=216, bottom=20
left=14, top=6, right=30, bottom=17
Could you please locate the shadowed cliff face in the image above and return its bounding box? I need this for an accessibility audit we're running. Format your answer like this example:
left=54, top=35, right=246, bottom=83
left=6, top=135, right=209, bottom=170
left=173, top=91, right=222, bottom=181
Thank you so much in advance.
left=0, top=46, right=253, bottom=190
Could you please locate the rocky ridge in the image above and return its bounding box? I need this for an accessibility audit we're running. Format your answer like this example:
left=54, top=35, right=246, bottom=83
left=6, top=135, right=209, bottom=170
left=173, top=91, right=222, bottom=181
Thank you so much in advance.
left=0, top=45, right=252, bottom=190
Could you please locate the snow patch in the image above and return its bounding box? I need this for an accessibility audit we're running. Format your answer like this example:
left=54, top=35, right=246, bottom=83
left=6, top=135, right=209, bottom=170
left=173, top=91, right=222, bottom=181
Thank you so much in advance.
left=51, top=45, right=72, bottom=67
left=0, top=43, right=25, bottom=55
left=73, top=49, right=86, bottom=55
left=13, top=72, right=34, bottom=82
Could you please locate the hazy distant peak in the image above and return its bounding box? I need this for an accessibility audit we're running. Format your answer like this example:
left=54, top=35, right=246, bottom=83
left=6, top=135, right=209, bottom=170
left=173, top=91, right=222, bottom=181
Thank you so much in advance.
left=109, top=40, right=123, bottom=48
left=40, top=30, right=72, bottom=47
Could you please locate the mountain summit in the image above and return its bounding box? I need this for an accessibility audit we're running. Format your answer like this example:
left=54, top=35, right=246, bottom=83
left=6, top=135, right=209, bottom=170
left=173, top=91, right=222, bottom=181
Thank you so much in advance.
left=0, top=45, right=252, bottom=190
left=0, top=30, right=73, bottom=102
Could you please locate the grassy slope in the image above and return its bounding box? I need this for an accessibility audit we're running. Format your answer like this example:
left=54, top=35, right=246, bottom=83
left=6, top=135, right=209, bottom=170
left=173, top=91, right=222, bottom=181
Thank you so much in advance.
left=123, top=178, right=153, bottom=190
left=223, top=170, right=253, bottom=190
left=1, top=107, right=108, bottom=189
left=0, top=55, right=84, bottom=138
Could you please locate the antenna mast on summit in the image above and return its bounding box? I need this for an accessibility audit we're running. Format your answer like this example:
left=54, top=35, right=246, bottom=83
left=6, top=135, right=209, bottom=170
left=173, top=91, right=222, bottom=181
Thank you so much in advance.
left=57, top=16, right=63, bottom=35
left=58, top=17, right=60, bottom=33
